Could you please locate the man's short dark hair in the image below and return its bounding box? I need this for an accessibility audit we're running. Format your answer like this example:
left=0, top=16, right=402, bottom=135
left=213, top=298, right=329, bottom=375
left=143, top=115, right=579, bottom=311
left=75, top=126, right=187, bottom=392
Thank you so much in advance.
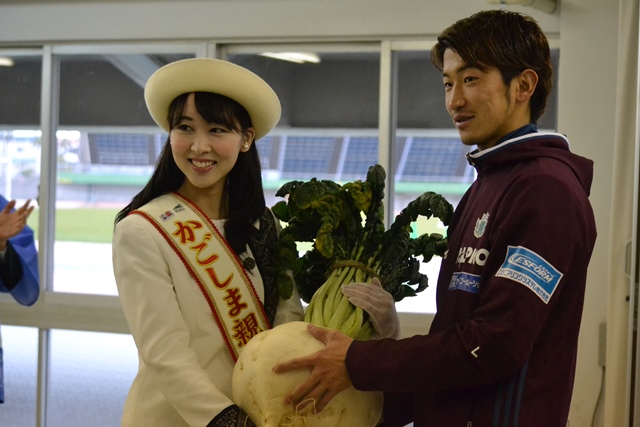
left=431, top=9, right=553, bottom=124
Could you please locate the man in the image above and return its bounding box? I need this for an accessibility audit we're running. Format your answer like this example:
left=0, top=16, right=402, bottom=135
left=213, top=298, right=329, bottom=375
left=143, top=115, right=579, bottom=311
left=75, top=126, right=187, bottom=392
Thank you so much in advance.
left=274, top=9, right=597, bottom=427
left=0, top=196, right=39, bottom=403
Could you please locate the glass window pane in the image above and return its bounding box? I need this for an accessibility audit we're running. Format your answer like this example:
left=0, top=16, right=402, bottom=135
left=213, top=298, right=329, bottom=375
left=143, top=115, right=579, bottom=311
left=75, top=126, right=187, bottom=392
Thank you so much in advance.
left=0, top=326, right=38, bottom=427
left=0, top=55, right=42, bottom=423
left=0, top=53, right=41, bottom=127
left=46, top=330, right=137, bottom=427
left=227, top=50, right=380, bottom=207
left=0, top=53, right=42, bottom=207
left=392, top=49, right=471, bottom=314
left=229, top=50, right=457, bottom=314
left=0, top=328, right=138, bottom=427
left=54, top=53, right=193, bottom=295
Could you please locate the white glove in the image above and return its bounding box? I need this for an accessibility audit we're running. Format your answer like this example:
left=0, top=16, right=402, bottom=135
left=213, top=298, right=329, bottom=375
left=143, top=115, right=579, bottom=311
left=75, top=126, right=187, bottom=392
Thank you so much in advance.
left=342, top=277, right=400, bottom=339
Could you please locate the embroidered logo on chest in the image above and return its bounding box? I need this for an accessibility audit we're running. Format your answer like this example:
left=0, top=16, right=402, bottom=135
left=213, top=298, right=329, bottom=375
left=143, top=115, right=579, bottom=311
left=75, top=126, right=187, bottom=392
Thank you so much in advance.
left=474, top=212, right=490, bottom=238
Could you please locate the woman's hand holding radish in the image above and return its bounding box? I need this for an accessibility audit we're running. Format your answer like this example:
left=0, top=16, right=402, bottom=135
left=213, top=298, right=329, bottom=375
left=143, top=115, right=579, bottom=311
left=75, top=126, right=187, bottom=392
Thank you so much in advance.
left=342, top=277, right=400, bottom=339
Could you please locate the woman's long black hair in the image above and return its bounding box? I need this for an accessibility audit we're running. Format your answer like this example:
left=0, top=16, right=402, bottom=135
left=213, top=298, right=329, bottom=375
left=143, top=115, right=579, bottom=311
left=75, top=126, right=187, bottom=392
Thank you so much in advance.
left=114, top=92, right=266, bottom=256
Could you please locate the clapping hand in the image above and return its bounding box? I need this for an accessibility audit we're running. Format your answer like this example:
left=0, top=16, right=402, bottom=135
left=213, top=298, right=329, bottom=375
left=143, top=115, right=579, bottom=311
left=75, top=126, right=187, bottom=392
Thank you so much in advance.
left=0, top=199, right=35, bottom=251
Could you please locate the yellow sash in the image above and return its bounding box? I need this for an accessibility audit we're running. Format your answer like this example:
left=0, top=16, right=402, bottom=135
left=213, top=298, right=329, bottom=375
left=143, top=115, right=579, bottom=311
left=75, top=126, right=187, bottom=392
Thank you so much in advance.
left=133, top=192, right=270, bottom=362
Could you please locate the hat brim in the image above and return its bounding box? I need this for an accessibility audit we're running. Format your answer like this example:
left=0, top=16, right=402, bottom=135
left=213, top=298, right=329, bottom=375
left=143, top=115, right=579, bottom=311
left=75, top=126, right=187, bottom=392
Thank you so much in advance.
left=144, top=58, right=281, bottom=140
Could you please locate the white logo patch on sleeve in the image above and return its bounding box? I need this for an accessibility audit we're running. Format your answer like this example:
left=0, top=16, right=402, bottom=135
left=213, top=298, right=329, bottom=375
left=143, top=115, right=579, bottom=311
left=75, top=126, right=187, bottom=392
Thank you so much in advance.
left=496, top=246, right=563, bottom=303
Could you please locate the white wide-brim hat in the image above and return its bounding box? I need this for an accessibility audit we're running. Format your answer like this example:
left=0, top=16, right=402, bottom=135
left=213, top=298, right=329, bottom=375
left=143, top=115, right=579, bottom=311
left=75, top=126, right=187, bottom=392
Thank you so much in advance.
left=144, top=58, right=281, bottom=140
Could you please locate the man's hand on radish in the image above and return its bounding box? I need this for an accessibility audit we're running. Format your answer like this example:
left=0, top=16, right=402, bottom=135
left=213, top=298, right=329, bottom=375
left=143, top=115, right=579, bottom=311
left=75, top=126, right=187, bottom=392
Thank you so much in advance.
left=273, top=324, right=353, bottom=413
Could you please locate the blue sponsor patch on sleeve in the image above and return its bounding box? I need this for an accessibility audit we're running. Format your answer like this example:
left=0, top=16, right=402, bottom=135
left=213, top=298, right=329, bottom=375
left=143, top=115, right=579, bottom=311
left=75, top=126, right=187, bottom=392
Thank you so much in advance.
left=496, top=245, right=563, bottom=303
left=449, top=272, right=481, bottom=294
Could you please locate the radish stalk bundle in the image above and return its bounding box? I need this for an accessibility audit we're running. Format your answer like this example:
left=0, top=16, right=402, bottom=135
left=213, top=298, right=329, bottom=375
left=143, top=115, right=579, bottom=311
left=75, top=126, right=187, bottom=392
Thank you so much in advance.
left=272, top=164, right=453, bottom=337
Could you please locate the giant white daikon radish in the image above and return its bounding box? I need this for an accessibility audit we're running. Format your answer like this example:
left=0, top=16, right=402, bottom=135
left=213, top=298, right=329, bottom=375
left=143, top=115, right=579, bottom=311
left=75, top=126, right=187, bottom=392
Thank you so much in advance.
left=232, top=321, right=383, bottom=427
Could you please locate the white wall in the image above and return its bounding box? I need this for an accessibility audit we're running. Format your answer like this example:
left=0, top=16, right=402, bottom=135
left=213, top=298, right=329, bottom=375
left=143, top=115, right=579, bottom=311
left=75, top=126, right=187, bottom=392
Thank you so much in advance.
left=0, top=0, right=560, bottom=43
left=556, top=1, right=618, bottom=425
left=0, top=1, right=621, bottom=426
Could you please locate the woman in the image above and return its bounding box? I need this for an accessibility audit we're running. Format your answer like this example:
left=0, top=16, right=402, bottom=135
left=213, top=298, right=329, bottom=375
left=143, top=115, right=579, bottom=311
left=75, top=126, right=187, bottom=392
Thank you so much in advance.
left=113, top=58, right=303, bottom=427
